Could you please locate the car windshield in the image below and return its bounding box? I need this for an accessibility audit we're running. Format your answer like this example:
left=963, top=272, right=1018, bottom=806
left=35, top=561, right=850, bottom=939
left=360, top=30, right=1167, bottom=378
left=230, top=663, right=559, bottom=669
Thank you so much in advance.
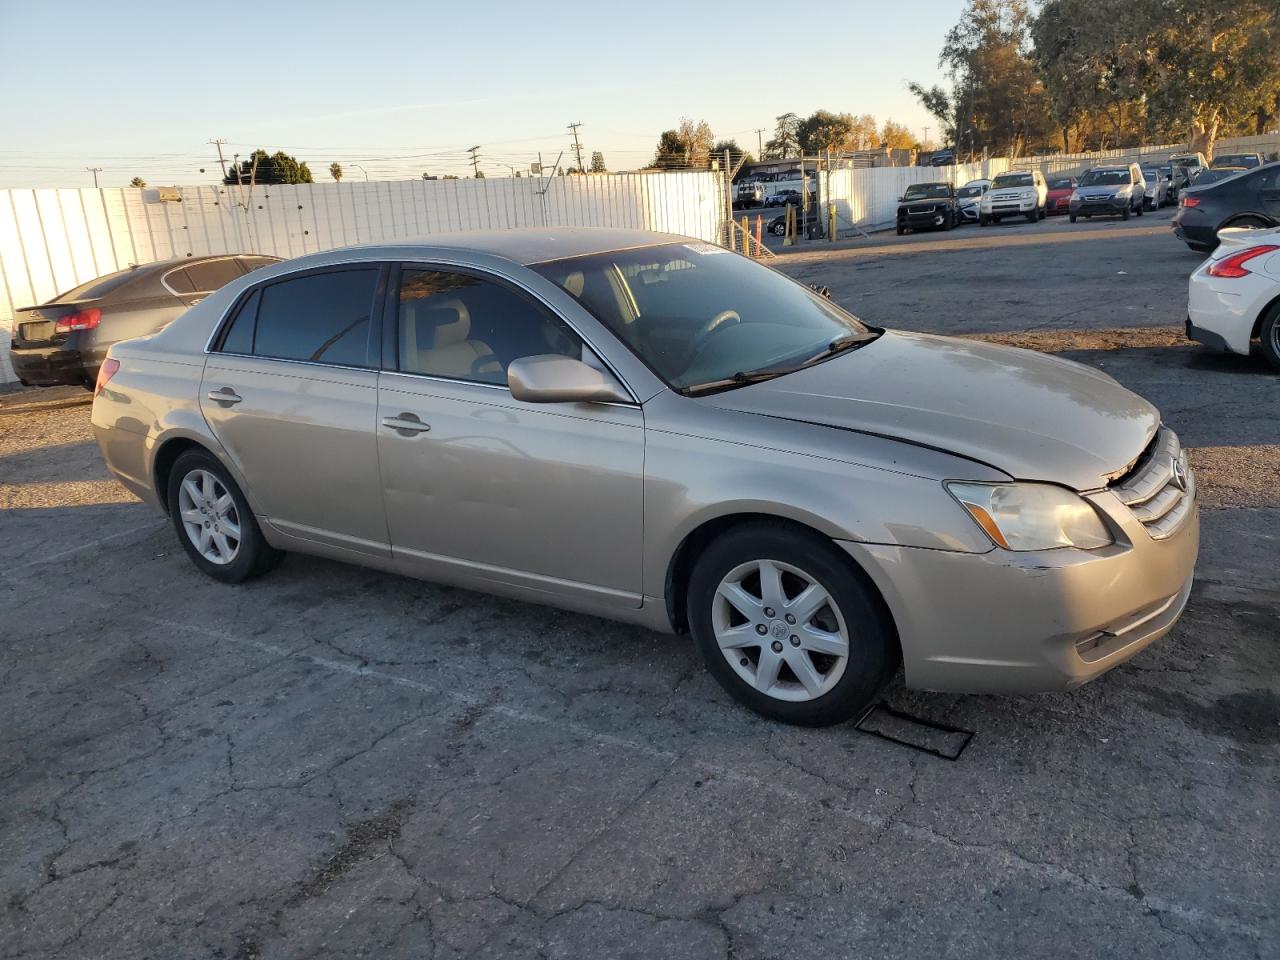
left=903, top=184, right=950, bottom=200
left=532, top=242, right=875, bottom=394
left=1159, top=165, right=1173, bottom=176
left=991, top=173, right=1034, bottom=188
left=1079, top=169, right=1130, bottom=186
left=1141, top=170, right=1159, bottom=180
left=1049, top=178, right=1074, bottom=189
left=956, top=186, right=984, bottom=198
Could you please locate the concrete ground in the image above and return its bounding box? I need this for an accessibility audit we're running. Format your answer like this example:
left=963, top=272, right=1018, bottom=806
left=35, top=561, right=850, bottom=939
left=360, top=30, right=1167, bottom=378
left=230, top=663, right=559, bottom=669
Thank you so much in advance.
left=2, top=209, right=1277, bottom=959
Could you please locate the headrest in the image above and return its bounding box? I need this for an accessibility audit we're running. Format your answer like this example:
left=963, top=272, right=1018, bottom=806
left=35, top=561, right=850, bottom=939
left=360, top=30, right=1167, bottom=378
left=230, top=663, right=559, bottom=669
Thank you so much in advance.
left=563, top=272, right=585, bottom=297
left=427, top=299, right=470, bottom=347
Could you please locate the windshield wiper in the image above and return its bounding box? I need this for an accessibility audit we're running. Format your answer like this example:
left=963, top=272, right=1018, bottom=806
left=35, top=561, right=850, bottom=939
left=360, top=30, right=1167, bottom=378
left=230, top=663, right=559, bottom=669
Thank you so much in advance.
left=681, top=367, right=797, bottom=397
left=801, top=331, right=879, bottom=366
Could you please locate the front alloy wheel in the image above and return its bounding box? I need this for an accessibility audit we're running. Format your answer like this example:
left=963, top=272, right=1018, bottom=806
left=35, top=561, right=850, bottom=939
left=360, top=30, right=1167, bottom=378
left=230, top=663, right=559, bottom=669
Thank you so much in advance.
left=689, top=522, right=899, bottom=726
left=713, top=559, right=849, bottom=702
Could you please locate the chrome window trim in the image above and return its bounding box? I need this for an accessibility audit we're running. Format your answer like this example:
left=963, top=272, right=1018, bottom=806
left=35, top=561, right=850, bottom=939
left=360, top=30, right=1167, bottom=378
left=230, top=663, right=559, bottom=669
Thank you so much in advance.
left=161, top=255, right=246, bottom=298
left=205, top=252, right=642, bottom=406
left=205, top=351, right=378, bottom=377
left=378, top=367, right=640, bottom=409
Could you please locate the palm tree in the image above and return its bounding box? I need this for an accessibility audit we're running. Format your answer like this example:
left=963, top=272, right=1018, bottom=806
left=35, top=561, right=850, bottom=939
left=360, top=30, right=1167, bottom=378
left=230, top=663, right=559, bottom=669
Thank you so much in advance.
left=329, top=162, right=343, bottom=182
left=129, top=177, right=146, bottom=188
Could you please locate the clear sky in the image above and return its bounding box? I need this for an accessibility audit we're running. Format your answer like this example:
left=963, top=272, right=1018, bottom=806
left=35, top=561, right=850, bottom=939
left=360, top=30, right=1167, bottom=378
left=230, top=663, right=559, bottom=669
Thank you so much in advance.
left=0, top=0, right=962, bottom=188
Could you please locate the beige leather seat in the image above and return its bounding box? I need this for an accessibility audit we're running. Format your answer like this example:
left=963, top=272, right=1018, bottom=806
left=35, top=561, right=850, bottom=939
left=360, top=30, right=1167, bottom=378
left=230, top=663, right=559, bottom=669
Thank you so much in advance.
left=401, top=299, right=503, bottom=382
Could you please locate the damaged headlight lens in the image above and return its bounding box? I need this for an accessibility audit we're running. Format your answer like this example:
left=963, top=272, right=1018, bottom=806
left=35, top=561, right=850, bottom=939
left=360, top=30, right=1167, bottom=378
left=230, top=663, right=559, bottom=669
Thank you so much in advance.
left=945, top=482, right=1113, bottom=551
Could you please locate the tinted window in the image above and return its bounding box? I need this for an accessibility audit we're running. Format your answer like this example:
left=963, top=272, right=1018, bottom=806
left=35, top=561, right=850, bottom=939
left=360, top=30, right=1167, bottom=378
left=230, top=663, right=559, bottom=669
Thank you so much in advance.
left=238, top=256, right=279, bottom=274
left=53, top=267, right=142, bottom=303
left=1079, top=169, right=1130, bottom=186
left=162, top=267, right=196, bottom=294
left=396, top=269, right=583, bottom=385
left=252, top=269, right=379, bottom=367
left=903, top=183, right=951, bottom=200
left=991, top=173, right=1033, bottom=188
left=220, top=289, right=260, bottom=355
left=185, top=259, right=244, bottom=293
left=1049, top=178, right=1074, bottom=189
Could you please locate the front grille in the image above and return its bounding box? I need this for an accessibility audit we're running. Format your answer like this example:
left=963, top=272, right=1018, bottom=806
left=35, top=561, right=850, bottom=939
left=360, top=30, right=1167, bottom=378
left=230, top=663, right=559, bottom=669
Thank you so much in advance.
left=1109, top=427, right=1195, bottom=540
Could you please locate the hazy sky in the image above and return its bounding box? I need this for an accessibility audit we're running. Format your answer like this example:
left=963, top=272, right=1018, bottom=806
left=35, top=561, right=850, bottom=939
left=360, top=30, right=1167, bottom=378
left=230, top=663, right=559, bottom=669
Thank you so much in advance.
left=0, top=0, right=962, bottom=188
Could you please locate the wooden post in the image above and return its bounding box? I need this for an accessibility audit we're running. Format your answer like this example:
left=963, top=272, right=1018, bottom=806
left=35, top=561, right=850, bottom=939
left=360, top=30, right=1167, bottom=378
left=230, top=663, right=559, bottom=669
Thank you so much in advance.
left=740, top=215, right=749, bottom=255
left=754, top=215, right=762, bottom=255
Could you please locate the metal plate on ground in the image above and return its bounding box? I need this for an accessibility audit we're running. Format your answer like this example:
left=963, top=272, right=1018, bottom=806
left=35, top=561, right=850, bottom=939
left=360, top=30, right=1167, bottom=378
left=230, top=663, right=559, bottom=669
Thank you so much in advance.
left=856, top=703, right=974, bottom=760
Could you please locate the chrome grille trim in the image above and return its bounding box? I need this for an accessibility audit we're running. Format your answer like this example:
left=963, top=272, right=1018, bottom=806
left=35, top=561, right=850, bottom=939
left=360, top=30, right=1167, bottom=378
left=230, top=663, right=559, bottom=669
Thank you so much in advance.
left=1110, top=427, right=1194, bottom=540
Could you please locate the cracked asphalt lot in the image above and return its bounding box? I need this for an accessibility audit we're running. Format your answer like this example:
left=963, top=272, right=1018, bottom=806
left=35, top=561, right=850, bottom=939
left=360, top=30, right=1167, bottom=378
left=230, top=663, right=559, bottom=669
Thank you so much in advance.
left=2, top=211, right=1278, bottom=958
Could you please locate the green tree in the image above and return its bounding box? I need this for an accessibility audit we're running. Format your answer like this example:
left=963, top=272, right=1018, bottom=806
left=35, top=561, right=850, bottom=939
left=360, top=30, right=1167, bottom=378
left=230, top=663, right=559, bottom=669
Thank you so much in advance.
left=763, top=112, right=801, bottom=158
left=329, top=162, right=343, bottom=182
left=677, top=117, right=714, bottom=165
left=129, top=176, right=146, bottom=188
left=590, top=150, right=607, bottom=173
left=653, top=129, right=686, bottom=169
left=879, top=120, right=917, bottom=151
left=912, top=0, right=1052, bottom=158
left=798, top=110, right=856, bottom=153
left=223, top=149, right=314, bottom=185
left=711, top=139, right=753, bottom=171
left=474, top=170, right=485, bottom=178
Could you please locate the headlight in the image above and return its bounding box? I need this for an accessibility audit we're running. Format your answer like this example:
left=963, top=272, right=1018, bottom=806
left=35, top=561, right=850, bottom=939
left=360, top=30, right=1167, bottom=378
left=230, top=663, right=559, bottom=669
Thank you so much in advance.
left=1070, top=190, right=1080, bottom=201
left=945, top=482, right=1113, bottom=551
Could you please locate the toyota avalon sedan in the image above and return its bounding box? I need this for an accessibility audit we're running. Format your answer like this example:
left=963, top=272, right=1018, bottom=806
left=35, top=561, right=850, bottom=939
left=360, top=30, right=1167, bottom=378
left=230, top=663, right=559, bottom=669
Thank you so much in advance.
left=91, top=229, right=1199, bottom=726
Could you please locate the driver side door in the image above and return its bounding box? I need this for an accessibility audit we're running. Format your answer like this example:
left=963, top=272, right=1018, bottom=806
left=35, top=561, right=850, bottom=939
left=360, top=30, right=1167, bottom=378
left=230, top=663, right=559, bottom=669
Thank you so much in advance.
left=376, top=264, right=646, bottom=613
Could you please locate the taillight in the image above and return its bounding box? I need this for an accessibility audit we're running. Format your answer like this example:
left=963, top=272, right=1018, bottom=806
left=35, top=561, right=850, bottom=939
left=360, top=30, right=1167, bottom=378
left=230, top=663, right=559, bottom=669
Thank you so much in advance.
left=94, top=358, right=120, bottom=395
left=54, top=307, right=101, bottom=333
left=1206, top=245, right=1279, bottom=279
left=1180, top=196, right=1200, bottom=208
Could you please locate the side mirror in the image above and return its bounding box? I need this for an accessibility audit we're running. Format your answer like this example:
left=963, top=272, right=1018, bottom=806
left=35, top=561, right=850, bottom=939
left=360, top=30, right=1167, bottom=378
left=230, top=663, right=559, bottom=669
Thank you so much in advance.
left=507, top=354, right=630, bottom=404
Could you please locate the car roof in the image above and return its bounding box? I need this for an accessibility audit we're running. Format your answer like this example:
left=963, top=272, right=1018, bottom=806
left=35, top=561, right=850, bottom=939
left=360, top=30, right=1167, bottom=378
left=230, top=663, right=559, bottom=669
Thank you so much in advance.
left=251, top=228, right=692, bottom=270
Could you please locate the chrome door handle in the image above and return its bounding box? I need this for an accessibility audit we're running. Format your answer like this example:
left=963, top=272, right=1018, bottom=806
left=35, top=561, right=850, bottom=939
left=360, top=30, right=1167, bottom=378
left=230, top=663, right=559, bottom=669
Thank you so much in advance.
left=381, top=413, right=431, bottom=434
left=207, top=388, right=242, bottom=405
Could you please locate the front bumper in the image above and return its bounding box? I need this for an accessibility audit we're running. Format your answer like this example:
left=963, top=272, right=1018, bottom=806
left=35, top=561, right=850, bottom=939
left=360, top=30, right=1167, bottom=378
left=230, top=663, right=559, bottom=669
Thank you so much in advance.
left=1172, top=213, right=1217, bottom=248
left=841, top=486, right=1199, bottom=694
left=899, top=208, right=950, bottom=230
left=982, top=199, right=1036, bottom=217
left=1070, top=196, right=1128, bottom=215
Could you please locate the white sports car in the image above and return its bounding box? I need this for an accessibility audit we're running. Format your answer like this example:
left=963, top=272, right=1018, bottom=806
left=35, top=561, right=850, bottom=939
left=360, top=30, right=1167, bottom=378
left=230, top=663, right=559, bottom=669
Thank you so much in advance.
left=1186, top=225, right=1280, bottom=370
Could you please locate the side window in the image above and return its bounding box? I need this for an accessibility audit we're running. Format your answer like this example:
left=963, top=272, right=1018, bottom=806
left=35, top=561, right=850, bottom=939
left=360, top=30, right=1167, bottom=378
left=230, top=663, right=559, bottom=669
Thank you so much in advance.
left=185, top=259, right=244, bottom=293
left=163, top=268, right=196, bottom=294
left=219, top=289, right=260, bottom=355
left=251, top=269, right=379, bottom=367
left=395, top=268, right=583, bottom=385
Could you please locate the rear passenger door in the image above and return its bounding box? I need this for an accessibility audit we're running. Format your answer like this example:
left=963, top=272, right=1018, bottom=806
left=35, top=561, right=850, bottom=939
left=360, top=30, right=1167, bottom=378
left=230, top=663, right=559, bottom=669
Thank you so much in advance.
left=201, top=265, right=391, bottom=558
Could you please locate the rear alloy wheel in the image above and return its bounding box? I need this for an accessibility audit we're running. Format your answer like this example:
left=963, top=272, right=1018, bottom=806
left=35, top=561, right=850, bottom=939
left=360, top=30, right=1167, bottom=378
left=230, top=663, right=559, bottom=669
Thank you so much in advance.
left=1069, top=213, right=1078, bottom=223
left=689, top=523, right=898, bottom=726
left=1260, top=304, right=1280, bottom=372
left=168, top=449, right=282, bottom=583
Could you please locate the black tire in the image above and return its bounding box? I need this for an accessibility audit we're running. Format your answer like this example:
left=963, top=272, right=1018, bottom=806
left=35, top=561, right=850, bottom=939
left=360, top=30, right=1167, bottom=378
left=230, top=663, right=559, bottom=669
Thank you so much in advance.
left=979, top=214, right=989, bottom=226
left=687, top=521, right=900, bottom=727
left=167, top=448, right=282, bottom=584
left=1069, top=213, right=1077, bottom=223
left=1025, top=210, right=1037, bottom=223
left=1122, top=204, right=1131, bottom=220
left=941, top=212, right=952, bottom=231
left=993, top=215, right=1002, bottom=224
left=1135, top=200, right=1144, bottom=216
left=896, top=225, right=905, bottom=236
left=1260, top=304, right=1280, bottom=372
left=1038, top=205, right=1046, bottom=220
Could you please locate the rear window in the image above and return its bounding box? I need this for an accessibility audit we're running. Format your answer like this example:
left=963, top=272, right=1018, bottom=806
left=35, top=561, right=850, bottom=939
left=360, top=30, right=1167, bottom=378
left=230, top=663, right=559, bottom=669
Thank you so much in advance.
left=52, top=267, right=142, bottom=303
left=184, top=258, right=244, bottom=293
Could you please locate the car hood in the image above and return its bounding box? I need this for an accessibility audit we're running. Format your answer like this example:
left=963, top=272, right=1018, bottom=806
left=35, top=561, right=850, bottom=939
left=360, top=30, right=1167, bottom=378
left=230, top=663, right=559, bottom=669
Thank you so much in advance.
left=900, top=198, right=948, bottom=207
left=701, top=331, right=1159, bottom=491
left=1078, top=184, right=1129, bottom=197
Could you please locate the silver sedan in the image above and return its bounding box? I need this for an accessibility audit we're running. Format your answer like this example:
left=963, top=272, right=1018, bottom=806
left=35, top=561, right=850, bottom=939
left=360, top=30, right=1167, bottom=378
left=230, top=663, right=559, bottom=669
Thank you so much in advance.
left=91, top=229, right=1198, bottom=725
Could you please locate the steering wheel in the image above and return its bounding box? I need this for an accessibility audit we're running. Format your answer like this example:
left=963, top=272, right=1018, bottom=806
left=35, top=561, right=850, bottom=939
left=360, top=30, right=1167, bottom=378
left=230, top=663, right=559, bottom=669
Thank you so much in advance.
left=703, top=309, right=741, bottom=335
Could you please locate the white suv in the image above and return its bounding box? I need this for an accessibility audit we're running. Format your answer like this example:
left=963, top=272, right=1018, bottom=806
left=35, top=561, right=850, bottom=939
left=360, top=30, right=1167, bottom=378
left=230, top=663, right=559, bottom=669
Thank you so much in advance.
left=979, top=170, right=1048, bottom=225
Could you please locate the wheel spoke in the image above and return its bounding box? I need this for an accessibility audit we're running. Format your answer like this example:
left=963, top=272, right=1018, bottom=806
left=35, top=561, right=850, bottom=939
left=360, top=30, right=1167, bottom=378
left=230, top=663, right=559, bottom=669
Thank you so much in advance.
left=717, top=581, right=763, bottom=619
left=786, top=650, right=825, bottom=697
left=211, top=531, right=233, bottom=562
left=180, top=507, right=204, bottom=525
left=196, top=526, right=213, bottom=555
left=754, top=649, right=783, bottom=692
left=201, top=471, right=216, bottom=502
left=220, top=516, right=241, bottom=541
left=717, top=623, right=759, bottom=650
left=756, top=560, right=786, bottom=610
left=785, top=582, right=830, bottom=624
left=213, top=492, right=234, bottom=516
left=799, top=625, right=847, bottom=657
left=181, top=477, right=204, bottom=508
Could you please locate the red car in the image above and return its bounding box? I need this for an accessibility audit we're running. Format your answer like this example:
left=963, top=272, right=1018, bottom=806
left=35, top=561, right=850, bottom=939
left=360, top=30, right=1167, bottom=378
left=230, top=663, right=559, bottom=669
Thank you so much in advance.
left=1044, top=177, right=1075, bottom=215
left=1046, top=176, right=1077, bottom=215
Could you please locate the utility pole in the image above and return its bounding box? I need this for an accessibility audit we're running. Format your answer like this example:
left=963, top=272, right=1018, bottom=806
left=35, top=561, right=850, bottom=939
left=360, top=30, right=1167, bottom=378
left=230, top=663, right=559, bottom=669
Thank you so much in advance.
left=754, top=128, right=765, bottom=157
left=85, top=167, right=102, bottom=188
left=467, top=146, right=481, bottom=178
left=922, top=126, right=930, bottom=147
left=208, top=138, right=229, bottom=181
left=567, top=123, right=585, bottom=174
left=232, top=154, right=243, bottom=185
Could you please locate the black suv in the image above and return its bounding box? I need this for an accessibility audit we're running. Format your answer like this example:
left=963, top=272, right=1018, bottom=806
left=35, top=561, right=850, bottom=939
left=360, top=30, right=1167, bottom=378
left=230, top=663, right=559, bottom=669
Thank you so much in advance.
left=896, top=182, right=958, bottom=234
